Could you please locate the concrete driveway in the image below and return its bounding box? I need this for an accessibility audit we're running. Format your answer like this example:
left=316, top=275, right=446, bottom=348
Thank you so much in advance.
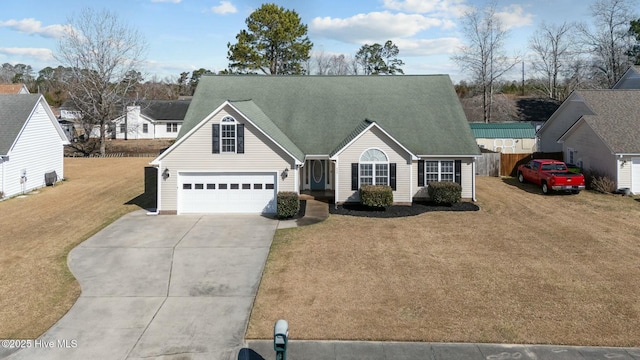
left=6, top=210, right=277, bottom=360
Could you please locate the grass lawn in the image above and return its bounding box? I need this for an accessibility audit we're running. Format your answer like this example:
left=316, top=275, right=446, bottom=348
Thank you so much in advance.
left=0, top=157, right=153, bottom=339
left=247, top=177, right=640, bottom=346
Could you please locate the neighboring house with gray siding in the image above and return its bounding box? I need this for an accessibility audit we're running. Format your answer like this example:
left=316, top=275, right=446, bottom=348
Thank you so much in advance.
left=151, top=75, right=480, bottom=215
left=0, top=94, right=69, bottom=198
left=612, top=65, right=640, bottom=89
left=539, top=89, right=640, bottom=194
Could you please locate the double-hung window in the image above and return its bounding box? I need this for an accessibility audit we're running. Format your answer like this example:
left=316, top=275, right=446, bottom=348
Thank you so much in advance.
left=166, top=123, right=178, bottom=133
left=424, top=160, right=454, bottom=185
left=212, top=116, right=244, bottom=154
left=221, top=116, right=236, bottom=153
left=359, top=149, right=388, bottom=186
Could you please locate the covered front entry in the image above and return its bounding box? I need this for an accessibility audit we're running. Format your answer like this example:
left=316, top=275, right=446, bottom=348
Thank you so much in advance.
left=178, top=172, right=277, bottom=214
left=304, top=159, right=333, bottom=191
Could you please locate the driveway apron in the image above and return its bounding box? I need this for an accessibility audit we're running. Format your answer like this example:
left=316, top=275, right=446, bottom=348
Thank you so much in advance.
left=5, top=210, right=277, bottom=360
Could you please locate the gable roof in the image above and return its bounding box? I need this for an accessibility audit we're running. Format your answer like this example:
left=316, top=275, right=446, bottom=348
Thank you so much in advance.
left=0, top=94, right=69, bottom=154
left=557, top=90, right=640, bottom=154
left=228, top=100, right=305, bottom=162
left=139, top=99, right=191, bottom=120
left=612, top=65, right=640, bottom=89
left=179, top=75, right=480, bottom=157
left=469, top=122, right=536, bottom=139
left=0, top=84, right=29, bottom=94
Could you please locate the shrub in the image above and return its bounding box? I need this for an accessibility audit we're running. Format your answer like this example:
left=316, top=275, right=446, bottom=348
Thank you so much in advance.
left=277, top=191, right=300, bottom=219
left=583, top=169, right=616, bottom=193
left=427, top=181, right=461, bottom=205
left=590, top=176, right=616, bottom=193
left=360, top=185, right=393, bottom=208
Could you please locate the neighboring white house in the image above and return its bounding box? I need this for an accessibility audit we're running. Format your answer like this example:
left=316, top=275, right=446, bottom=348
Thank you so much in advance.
left=0, top=94, right=69, bottom=198
left=112, top=100, right=191, bottom=140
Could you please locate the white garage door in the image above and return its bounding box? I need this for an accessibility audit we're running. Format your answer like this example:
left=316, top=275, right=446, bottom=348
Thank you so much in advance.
left=178, top=172, right=277, bottom=214
left=632, top=158, right=640, bottom=194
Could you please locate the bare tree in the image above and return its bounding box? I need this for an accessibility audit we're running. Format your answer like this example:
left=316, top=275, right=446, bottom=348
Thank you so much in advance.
left=578, top=0, right=638, bottom=87
left=56, top=8, right=147, bottom=155
left=452, top=3, right=520, bottom=123
left=529, top=22, right=575, bottom=100
left=308, top=51, right=358, bottom=75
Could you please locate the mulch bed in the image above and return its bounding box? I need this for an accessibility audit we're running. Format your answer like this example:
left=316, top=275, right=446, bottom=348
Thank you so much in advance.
left=329, top=201, right=479, bottom=218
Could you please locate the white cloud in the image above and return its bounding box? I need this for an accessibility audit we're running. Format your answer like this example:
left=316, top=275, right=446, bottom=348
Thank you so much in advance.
left=0, top=18, right=69, bottom=39
left=382, top=0, right=469, bottom=16
left=211, top=1, right=237, bottom=15
left=150, top=0, right=182, bottom=3
left=393, top=37, right=463, bottom=56
left=0, top=47, right=54, bottom=61
left=310, top=11, right=453, bottom=44
left=495, top=5, right=534, bottom=29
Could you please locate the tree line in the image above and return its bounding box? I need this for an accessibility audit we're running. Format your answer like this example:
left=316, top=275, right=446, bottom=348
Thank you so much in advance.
left=2, top=1, right=640, bottom=153
left=452, top=0, right=640, bottom=122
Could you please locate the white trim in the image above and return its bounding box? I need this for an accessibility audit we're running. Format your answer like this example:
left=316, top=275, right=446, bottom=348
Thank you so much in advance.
left=409, top=161, right=413, bottom=201
left=472, top=160, right=476, bottom=201
left=334, top=159, right=339, bottom=209
left=330, top=122, right=418, bottom=161
left=305, top=155, right=330, bottom=160
left=423, top=159, right=455, bottom=185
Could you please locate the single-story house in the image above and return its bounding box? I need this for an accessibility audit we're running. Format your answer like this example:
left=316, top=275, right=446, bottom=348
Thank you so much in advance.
left=0, top=94, right=69, bottom=198
left=150, top=75, right=480, bottom=215
left=469, top=122, right=536, bottom=153
left=0, top=83, right=30, bottom=94
left=112, top=100, right=191, bottom=140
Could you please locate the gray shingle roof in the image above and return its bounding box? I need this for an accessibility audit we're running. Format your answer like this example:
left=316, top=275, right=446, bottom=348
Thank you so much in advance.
left=0, top=94, right=41, bottom=154
left=571, top=90, right=640, bottom=153
left=180, top=75, right=480, bottom=157
left=469, top=122, right=536, bottom=139
left=140, top=99, right=191, bottom=120
left=229, top=100, right=305, bottom=162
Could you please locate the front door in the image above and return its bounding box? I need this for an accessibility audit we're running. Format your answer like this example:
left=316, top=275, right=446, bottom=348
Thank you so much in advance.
left=310, top=160, right=325, bottom=190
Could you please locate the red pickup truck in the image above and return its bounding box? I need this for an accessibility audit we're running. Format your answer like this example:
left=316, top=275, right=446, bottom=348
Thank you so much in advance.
left=517, top=159, right=585, bottom=194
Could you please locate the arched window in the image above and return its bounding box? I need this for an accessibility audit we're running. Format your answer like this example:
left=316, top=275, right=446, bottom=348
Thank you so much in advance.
left=221, top=116, right=236, bottom=153
left=359, top=148, right=388, bottom=186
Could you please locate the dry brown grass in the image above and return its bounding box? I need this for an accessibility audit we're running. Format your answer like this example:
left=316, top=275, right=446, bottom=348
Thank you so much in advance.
left=0, top=157, right=152, bottom=338
left=247, top=177, right=640, bottom=346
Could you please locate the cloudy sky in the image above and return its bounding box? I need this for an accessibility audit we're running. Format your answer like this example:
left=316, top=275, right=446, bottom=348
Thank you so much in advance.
left=0, top=0, right=633, bottom=82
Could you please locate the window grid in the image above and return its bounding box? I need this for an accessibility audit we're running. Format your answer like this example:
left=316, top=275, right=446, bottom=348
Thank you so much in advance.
left=221, top=120, right=236, bottom=153
left=166, top=123, right=178, bottom=133
left=425, top=160, right=454, bottom=185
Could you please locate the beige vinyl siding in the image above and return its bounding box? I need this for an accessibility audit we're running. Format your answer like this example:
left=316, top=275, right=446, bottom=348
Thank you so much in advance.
left=539, top=96, right=594, bottom=153
left=562, top=120, right=617, bottom=180
left=414, top=158, right=474, bottom=199
left=158, top=106, right=296, bottom=212
left=3, top=102, right=65, bottom=197
left=336, top=126, right=413, bottom=203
